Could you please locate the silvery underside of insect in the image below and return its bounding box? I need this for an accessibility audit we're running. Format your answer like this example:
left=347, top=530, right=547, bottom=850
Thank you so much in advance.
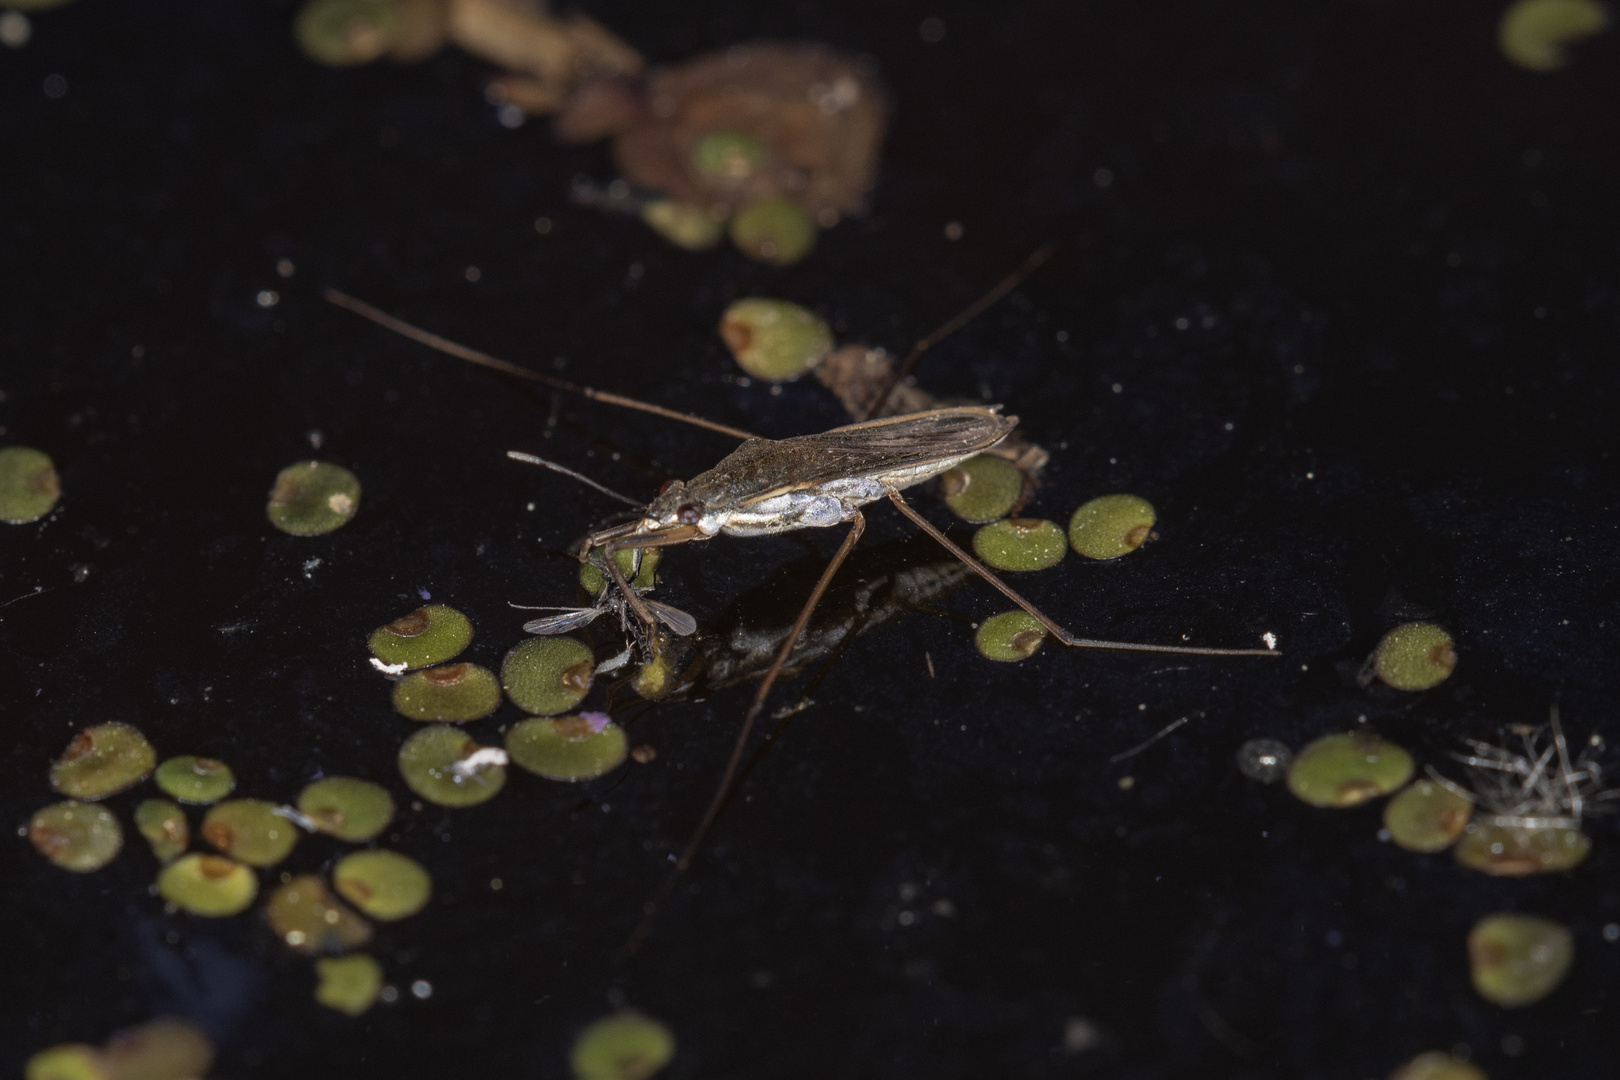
left=1451, top=711, right=1618, bottom=829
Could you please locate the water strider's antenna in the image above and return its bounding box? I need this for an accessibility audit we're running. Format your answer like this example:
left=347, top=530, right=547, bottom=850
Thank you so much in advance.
left=505, top=450, right=643, bottom=506
left=324, top=289, right=759, bottom=442
left=859, top=242, right=1058, bottom=421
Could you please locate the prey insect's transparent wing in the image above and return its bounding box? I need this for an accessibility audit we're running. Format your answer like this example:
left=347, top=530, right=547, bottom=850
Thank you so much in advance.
left=644, top=598, right=698, bottom=637
left=523, top=608, right=606, bottom=635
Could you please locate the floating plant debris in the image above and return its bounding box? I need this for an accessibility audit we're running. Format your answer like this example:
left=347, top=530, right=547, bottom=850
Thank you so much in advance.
left=640, top=201, right=725, bottom=251
left=157, top=853, right=258, bottom=916
left=266, top=460, right=361, bottom=536
left=581, top=548, right=660, bottom=597
left=392, top=662, right=502, bottom=722
left=102, top=1018, right=214, bottom=1080
left=1467, top=912, right=1574, bottom=1007
left=972, top=518, right=1067, bottom=572
left=397, top=724, right=507, bottom=807
left=1236, top=738, right=1293, bottom=783
left=1383, top=780, right=1473, bottom=852
left=974, top=611, right=1047, bottom=662
left=296, top=776, right=395, bottom=842
left=1388, top=1051, right=1487, bottom=1080
left=153, top=755, right=235, bottom=804
left=200, top=799, right=300, bottom=867
left=369, top=604, right=473, bottom=670
left=266, top=874, right=374, bottom=954
left=1388, top=1051, right=1488, bottom=1080
left=1286, top=732, right=1414, bottom=808
left=27, top=801, right=122, bottom=872
left=0, top=445, right=61, bottom=523
left=134, top=799, right=188, bottom=863
left=693, top=129, right=767, bottom=179
left=503, top=637, right=594, bottom=715
left=332, top=849, right=432, bottom=921
left=718, top=298, right=833, bottom=382
left=314, top=953, right=385, bottom=1017
left=1067, top=494, right=1156, bottom=560
left=571, top=1011, right=677, bottom=1080
left=1454, top=714, right=1607, bottom=828
left=1367, top=622, right=1456, bottom=691
left=940, top=454, right=1023, bottom=524
left=506, top=714, right=628, bottom=781
left=23, top=1044, right=106, bottom=1080
left=294, top=0, right=404, bottom=66
left=50, top=722, right=156, bottom=800
left=729, top=198, right=816, bottom=266
left=1499, top=0, right=1608, bottom=71
left=1454, top=822, right=1590, bottom=876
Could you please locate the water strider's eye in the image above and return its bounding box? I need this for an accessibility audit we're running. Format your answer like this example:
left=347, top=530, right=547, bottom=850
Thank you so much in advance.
left=658, top=479, right=678, bottom=496
left=677, top=504, right=701, bottom=525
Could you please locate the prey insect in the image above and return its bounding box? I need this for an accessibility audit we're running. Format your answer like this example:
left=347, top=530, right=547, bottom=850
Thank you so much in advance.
left=325, top=268, right=1280, bottom=956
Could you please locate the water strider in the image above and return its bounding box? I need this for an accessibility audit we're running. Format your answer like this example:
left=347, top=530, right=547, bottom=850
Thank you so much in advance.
left=325, top=268, right=1280, bottom=954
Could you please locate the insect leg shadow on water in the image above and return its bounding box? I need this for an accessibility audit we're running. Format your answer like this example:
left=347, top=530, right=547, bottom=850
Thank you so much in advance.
left=324, top=261, right=1281, bottom=957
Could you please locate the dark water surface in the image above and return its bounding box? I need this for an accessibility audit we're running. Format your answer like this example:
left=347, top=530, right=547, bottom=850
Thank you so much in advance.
left=4, top=1, right=1619, bottom=1077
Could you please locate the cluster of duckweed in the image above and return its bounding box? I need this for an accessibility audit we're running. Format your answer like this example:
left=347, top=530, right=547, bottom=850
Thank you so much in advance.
left=1286, top=732, right=1415, bottom=808
left=297, top=776, right=395, bottom=841
left=974, top=611, right=1047, bottom=663
left=1388, top=1051, right=1488, bottom=1080
left=571, top=1012, right=677, bottom=1080
left=134, top=799, right=188, bottom=863
left=972, top=518, right=1067, bottom=572
left=27, top=802, right=123, bottom=872
left=267, top=875, right=374, bottom=953
left=333, top=849, right=433, bottom=921
left=153, top=755, right=236, bottom=804
left=507, top=714, right=629, bottom=781
left=1236, top=738, right=1293, bottom=784
left=266, top=460, right=361, bottom=535
left=1067, top=494, right=1156, bottom=560
left=369, top=604, right=474, bottom=669
left=1364, top=622, right=1457, bottom=691
left=1499, top=0, right=1609, bottom=71
left=1467, top=913, right=1574, bottom=1007
left=315, top=953, right=386, bottom=1017
left=718, top=298, right=834, bottom=382
left=392, top=662, right=503, bottom=721
left=50, top=722, right=156, bottom=800
left=26, top=1018, right=214, bottom=1080
left=200, top=798, right=301, bottom=867
left=398, top=724, right=508, bottom=807
left=941, top=455, right=1024, bottom=523
left=0, top=445, right=61, bottom=523
left=503, top=637, right=595, bottom=715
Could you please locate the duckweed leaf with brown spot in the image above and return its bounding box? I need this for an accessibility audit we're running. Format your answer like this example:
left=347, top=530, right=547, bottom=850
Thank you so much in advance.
left=1068, top=494, right=1157, bottom=560
left=50, top=722, right=156, bottom=800
left=503, top=637, right=594, bottom=715
left=28, top=801, right=122, bottom=872
left=729, top=198, right=815, bottom=266
left=506, top=714, right=628, bottom=781
left=1468, top=912, right=1574, bottom=1007
left=1454, top=822, right=1590, bottom=876
left=266, top=874, right=373, bottom=954
left=1286, top=732, right=1414, bottom=808
left=971, top=518, right=1067, bottom=572
left=296, top=776, right=395, bottom=842
left=153, top=755, right=236, bottom=804
left=1367, top=622, right=1456, bottom=691
left=397, top=724, right=507, bottom=807
left=266, top=460, right=360, bottom=536
left=332, top=849, right=432, bottom=921
left=134, top=799, right=189, bottom=863
left=199, top=799, right=300, bottom=867
left=392, top=662, right=502, bottom=722
left=1383, top=780, right=1473, bottom=852
left=157, top=853, right=258, bottom=916
left=974, top=611, right=1047, bottom=662
left=0, top=446, right=61, bottom=523
left=571, top=1011, right=677, bottom=1080
left=368, top=604, right=473, bottom=669
left=314, top=953, right=385, bottom=1017
left=940, top=454, right=1023, bottom=524
left=718, top=298, right=833, bottom=382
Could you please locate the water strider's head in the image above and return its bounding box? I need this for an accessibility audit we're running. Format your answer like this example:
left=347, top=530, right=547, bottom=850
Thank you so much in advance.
left=641, top=477, right=722, bottom=538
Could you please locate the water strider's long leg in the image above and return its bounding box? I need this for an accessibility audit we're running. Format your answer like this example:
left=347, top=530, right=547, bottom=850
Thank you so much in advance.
left=619, top=511, right=869, bottom=960
left=885, top=488, right=1279, bottom=658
